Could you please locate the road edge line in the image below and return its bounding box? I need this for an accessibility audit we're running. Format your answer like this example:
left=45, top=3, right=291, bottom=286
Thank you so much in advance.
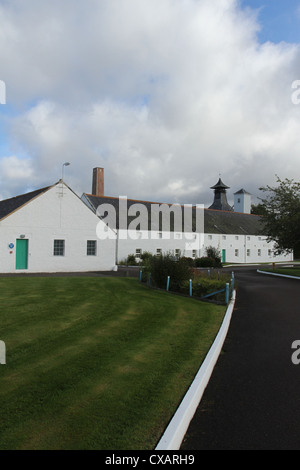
left=155, top=290, right=236, bottom=451
left=257, top=270, right=300, bottom=280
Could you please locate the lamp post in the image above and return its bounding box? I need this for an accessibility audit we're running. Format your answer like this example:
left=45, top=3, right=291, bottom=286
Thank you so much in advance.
left=62, top=162, right=70, bottom=181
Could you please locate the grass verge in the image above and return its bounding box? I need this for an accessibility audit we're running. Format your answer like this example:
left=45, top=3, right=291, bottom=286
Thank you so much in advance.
left=0, top=276, right=225, bottom=450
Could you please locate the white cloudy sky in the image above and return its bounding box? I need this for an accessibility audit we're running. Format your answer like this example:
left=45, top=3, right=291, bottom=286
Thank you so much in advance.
left=0, top=0, right=300, bottom=207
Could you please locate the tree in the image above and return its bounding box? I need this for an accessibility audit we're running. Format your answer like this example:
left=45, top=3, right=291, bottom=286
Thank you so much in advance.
left=251, top=203, right=268, bottom=216
left=205, top=246, right=222, bottom=266
left=259, top=176, right=300, bottom=256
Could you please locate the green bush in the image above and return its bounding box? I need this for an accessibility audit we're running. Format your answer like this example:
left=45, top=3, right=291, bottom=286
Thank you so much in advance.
left=180, top=256, right=195, bottom=267
left=194, top=246, right=222, bottom=268
left=192, top=278, right=227, bottom=298
left=126, top=254, right=138, bottom=266
left=195, top=257, right=216, bottom=267
left=179, top=278, right=227, bottom=302
left=205, top=246, right=222, bottom=267
left=140, top=251, right=153, bottom=262
left=148, top=253, right=193, bottom=291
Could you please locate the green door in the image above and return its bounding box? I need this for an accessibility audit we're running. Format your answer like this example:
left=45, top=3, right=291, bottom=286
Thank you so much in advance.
left=16, top=239, right=28, bottom=270
left=222, top=249, right=226, bottom=263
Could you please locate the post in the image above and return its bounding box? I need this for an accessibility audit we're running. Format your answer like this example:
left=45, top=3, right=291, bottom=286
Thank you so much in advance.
left=189, top=279, right=192, bottom=297
left=139, top=270, right=142, bottom=282
left=166, top=276, right=170, bottom=291
left=225, top=283, right=230, bottom=304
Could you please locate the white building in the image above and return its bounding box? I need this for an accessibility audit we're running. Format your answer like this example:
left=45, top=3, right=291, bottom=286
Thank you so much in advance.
left=0, top=180, right=116, bottom=273
left=0, top=170, right=292, bottom=274
left=82, top=169, right=293, bottom=265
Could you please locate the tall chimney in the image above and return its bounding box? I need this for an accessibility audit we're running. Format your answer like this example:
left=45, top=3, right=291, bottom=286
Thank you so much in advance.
left=92, top=167, right=104, bottom=197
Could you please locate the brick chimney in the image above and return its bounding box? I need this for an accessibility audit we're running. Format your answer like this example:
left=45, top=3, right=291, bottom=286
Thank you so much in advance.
left=92, top=167, right=104, bottom=197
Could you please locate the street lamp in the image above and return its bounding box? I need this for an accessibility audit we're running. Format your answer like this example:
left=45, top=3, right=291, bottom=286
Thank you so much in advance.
left=62, top=162, right=71, bottom=181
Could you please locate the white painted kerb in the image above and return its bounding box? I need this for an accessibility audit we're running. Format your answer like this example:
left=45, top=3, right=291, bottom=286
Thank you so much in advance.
left=257, top=270, right=300, bottom=280
left=155, top=290, right=236, bottom=450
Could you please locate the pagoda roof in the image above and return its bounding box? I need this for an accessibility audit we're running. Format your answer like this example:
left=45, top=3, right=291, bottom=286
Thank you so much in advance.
left=210, top=178, right=230, bottom=190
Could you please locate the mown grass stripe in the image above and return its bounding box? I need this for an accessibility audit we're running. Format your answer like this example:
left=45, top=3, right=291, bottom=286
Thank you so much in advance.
left=0, top=276, right=225, bottom=450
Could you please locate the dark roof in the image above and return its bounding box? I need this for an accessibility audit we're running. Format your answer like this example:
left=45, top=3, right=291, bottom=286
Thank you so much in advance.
left=208, top=177, right=233, bottom=212
left=234, top=188, right=252, bottom=195
left=204, top=208, right=263, bottom=235
left=0, top=185, right=52, bottom=221
left=210, top=178, right=230, bottom=190
left=82, top=193, right=264, bottom=235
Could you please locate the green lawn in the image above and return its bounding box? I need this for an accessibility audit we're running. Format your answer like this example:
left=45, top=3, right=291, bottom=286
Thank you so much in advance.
left=0, top=276, right=225, bottom=450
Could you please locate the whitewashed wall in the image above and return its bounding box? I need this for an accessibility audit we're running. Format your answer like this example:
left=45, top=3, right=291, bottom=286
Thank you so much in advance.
left=0, top=183, right=117, bottom=273
left=203, top=233, right=293, bottom=264
left=117, top=230, right=204, bottom=263
left=117, top=229, right=293, bottom=264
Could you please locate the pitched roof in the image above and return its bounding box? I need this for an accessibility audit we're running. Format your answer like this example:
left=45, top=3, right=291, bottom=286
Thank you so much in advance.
left=0, top=185, right=53, bottom=221
left=82, top=193, right=265, bottom=235
left=234, top=188, right=252, bottom=195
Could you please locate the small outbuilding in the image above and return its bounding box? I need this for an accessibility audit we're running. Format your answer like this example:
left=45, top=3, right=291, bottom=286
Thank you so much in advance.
left=0, top=180, right=116, bottom=273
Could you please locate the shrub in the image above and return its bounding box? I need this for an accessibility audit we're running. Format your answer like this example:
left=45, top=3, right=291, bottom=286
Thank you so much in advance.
left=205, top=246, right=222, bottom=267
left=179, top=277, right=228, bottom=302
left=126, top=254, right=138, bottom=266
left=140, top=251, right=153, bottom=262
left=148, top=253, right=193, bottom=291
left=195, top=257, right=216, bottom=267
left=180, top=257, right=195, bottom=267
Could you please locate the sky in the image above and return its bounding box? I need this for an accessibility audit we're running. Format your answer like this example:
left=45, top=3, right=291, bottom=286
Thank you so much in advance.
left=0, top=0, right=300, bottom=208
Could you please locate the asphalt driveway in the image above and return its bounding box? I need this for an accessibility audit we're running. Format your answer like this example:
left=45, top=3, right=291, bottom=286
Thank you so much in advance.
left=181, top=267, right=300, bottom=450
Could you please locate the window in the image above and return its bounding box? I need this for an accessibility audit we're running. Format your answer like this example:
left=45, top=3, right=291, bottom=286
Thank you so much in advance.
left=247, top=249, right=251, bottom=257
left=235, top=249, right=239, bottom=257
left=87, top=240, right=97, bottom=256
left=156, top=248, right=162, bottom=256
left=53, top=239, right=65, bottom=256
left=258, top=249, right=261, bottom=257
left=208, top=235, right=212, bottom=240
left=268, top=249, right=272, bottom=256
left=158, top=232, right=162, bottom=239
left=235, top=236, right=239, bottom=240
left=175, top=249, right=181, bottom=258
left=192, top=250, right=197, bottom=258
left=135, top=248, right=142, bottom=259
left=222, top=236, right=226, bottom=240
